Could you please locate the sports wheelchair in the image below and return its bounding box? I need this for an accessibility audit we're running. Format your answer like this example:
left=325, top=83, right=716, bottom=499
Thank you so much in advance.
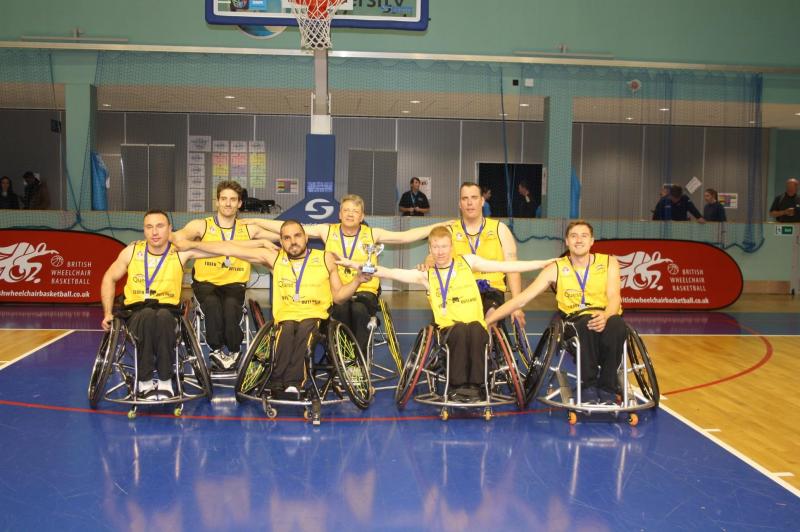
left=182, top=295, right=260, bottom=384
left=525, top=313, right=659, bottom=425
left=234, top=318, right=373, bottom=425
left=364, top=298, right=403, bottom=391
left=87, top=311, right=213, bottom=419
left=394, top=324, right=526, bottom=421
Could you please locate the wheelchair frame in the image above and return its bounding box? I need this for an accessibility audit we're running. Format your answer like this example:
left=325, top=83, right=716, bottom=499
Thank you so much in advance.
left=526, top=316, right=660, bottom=425
left=87, top=314, right=213, bottom=419
left=184, top=294, right=260, bottom=384
left=364, top=298, right=403, bottom=391
left=234, top=318, right=373, bottom=425
left=394, top=324, right=525, bottom=421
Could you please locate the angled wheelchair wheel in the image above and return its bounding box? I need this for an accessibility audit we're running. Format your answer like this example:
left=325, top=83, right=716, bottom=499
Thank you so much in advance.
left=626, top=326, right=660, bottom=406
left=88, top=318, right=121, bottom=408
left=512, top=318, right=533, bottom=370
left=491, top=325, right=525, bottom=409
left=235, top=321, right=277, bottom=402
left=379, top=298, right=403, bottom=374
left=248, top=299, right=266, bottom=329
left=181, top=315, right=213, bottom=399
left=328, top=320, right=372, bottom=410
left=395, top=325, right=435, bottom=409
left=524, top=321, right=560, bottom=405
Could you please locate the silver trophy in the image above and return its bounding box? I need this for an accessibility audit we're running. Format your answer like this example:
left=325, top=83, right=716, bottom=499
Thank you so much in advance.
left=361, top=243, right=384, bottom=274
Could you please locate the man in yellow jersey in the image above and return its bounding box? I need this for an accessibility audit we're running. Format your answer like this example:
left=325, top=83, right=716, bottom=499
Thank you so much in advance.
left=449, top=182, right=527, bottom=327
left=241, top=194, right=448, bottom=354
left=172, top=180, right=277, bottom=371
left=175, top=220, right=366, bottom=394
left=336, top=226, right=554, bottom=401
left=101, top=210, right=232, bottom=400
left=487, top=220, right=625, bottom=404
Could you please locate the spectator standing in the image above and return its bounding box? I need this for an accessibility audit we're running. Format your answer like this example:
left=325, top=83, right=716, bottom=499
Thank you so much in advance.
left=652, top=185, right=703, bottom=221
left=769, top=178, right=800, bottom=223
left=702, top=188, right=727, bottom=222
left=481, top=185, right=492, bottom=217
left=0, top=176, right=20, bottom=209
left=512, top=181, right=538, bottom=218
left=22, top=171, right=50, bottom=209
left=398, top=177, right=430, bottom=216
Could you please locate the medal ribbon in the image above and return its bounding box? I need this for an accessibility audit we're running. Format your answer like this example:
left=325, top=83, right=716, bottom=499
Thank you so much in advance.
left=290, top=249, right=312, bottom=301
left=461, top=218, right=485, bottom=255
left=144, top=242, right=171, bottom=297
left=433, top=260, right=455, bottom=314
left=570, top=256, right=591, bottom=308
left=214, top=215, right=236, bottom=265
left=339, top=225, right=361, bottom=262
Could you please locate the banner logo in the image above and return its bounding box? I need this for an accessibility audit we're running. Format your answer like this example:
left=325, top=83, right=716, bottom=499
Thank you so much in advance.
left=0, top=242, right=59, bottom=284
left=305, top=198, right=335, bottom=220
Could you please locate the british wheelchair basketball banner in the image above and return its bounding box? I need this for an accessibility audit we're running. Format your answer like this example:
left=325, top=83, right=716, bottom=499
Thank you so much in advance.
left=592, top=239, right=743, bottom=310
left=0, top=230, right=126, bottom=304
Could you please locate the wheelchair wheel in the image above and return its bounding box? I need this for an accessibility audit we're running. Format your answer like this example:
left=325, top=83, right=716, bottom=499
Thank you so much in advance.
left=328, top=320, right=372, bottom=410
left=88, top=318, right=120, bottom=408
left=490, top=326, right=525, bottom=409
left=181, top=315, right=213, bottom=399
left=626, top=327, right=660, bottom=406
left=248, top=299, right=266, bottom=329
left=379, top=298, right=403, bottom=374
left=235, top=321, right=277, bottom=402
left=523, top=321, right=560, bottom=404
left=512, top=318, right=533, bottom=370
left=395, top=325, right=435, bottom=409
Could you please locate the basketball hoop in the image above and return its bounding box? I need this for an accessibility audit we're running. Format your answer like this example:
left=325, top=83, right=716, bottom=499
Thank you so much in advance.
left=289, top=0, right=347, bottom=50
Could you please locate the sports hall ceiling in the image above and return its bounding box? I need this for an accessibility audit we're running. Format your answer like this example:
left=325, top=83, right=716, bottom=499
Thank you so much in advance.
left=1, top=82, right=799, bottom=128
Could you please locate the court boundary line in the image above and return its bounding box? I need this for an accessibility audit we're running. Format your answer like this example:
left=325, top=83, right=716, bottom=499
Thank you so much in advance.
left=0, top=330, right=73, bottom=372
left=660, top=403, right=800, bottom=499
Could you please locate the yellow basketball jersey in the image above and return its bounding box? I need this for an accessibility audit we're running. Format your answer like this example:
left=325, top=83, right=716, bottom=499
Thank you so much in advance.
left=449, top=218, right=506, bottom=292
left=427, top=257, right=486, bottom=330
left=272, top=249, right=331, bottom=323
left=324, top=223, right=380, bottom=295
left=555, top=253, right=622, bottom=317
left=124, top=241, right=184, bottom=306
left=193, top=216, right=251, bottom=285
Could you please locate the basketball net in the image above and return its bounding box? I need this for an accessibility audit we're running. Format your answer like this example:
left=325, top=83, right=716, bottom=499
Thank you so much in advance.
left=290, top=0, right=347, bottom=50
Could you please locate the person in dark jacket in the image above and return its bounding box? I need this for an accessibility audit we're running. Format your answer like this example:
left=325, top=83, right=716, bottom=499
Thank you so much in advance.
left=0, top=176, right=20, bottom=209
left=702, top=188, right=726, bottom=222
left=652, top=185, right=703, bottom=221
left=22, top=171, right=50, bottom=209
left=768, top=178, right=800, bottom=223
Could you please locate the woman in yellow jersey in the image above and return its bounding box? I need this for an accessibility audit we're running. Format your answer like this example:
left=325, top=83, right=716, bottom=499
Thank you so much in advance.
left=101, top=210, right=238, bottom=399
left=487, top=220, right=625, bottom=404
left=336, top=226, right=554, bottom=401
left=175, top=220, right=367, bottom=394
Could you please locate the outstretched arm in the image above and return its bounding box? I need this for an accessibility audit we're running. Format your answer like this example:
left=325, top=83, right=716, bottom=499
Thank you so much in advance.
left=239, top=218, right=328, bottom=241
left=373, top=220, right=454, bottom=244
left=485, top=263, right=558, bottom=327
left=170, top=218, right=206, bottom=243
left=174, top=239, right=278, bottom=268
left=100, top=245, right=134, bottom=331
left=333, top=255, right=428, bottom=288
left=463, top=253, right=556, bottom=274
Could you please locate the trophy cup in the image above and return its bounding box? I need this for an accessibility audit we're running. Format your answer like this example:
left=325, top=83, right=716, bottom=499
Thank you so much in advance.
left=361, top=243, right=384, bottom=274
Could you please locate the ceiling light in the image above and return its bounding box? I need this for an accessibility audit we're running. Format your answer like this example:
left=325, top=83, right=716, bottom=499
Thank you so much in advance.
left=236, top=106, right=246, bottom=110
left=401, top=110, right=410, bottom=114
left=795, top=112, right=800, bottom=116
left=101, top=103, right=111, bottom=107
left=224, top=95, right=236, bottom=99
left=519, top=103, right=530, bottom=107
left=409, top=100, right=421, bottom=104
left=659, top=108, right=670, bottom=112
left=625, top=116, right=634, bottom=121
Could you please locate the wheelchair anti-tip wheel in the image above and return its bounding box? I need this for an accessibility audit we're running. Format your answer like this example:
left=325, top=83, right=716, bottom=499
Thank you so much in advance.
left=328, top=320, right=373, bottom=410
left=395, top=325, right=435, bottom=409
left=235, top=321, right=278, bottom=403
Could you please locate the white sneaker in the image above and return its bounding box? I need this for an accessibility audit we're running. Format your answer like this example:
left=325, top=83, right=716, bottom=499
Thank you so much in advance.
left=137, top=379, right=156, bottom=397
left=157, top=379, right=175, bottom=398
left=284, top=386, right=300, bottom=394
left=209, top=349, right=226, bottom=369
left=228, top=351, right=240, bottom=368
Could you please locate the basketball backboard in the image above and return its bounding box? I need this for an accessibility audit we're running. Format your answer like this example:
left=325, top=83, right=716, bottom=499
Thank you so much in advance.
left=206, top=0, right=429, bottom=30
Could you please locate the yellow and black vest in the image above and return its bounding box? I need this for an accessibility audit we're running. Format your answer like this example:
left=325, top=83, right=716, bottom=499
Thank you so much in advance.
left=124, top=241, right=184, bottom=306
left=271, top=249, right=331, bottom=323
left=193, top=216, right=251, bottom=285
left=555, top=253, right=622, bottom=317
left=449, top=218, right=506, bottom=292
left=427, top=257, right=486, bottom=330
left=324, top=223, right=380, bottom=295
